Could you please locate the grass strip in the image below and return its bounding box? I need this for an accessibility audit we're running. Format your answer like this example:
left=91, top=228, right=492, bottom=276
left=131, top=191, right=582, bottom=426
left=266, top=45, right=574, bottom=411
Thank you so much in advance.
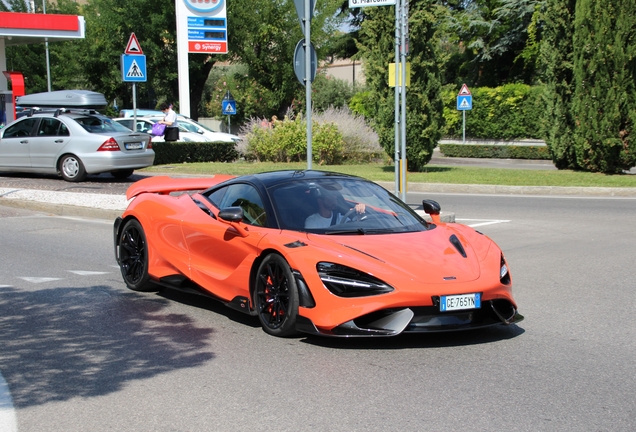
left=141, top=162, right=636, bottom=188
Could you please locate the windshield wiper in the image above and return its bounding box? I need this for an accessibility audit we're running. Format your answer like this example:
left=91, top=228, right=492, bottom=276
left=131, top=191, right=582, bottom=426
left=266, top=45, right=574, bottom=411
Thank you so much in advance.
left=324, top=227, right=367, bottom=235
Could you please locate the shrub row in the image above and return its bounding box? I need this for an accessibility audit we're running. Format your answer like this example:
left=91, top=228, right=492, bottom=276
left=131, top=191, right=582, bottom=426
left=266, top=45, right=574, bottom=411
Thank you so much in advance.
left=439, top=144, right=552, bottom=160
left=152, top=141, right=238, bottom=165
left=442, top=84, right=545, bottom=140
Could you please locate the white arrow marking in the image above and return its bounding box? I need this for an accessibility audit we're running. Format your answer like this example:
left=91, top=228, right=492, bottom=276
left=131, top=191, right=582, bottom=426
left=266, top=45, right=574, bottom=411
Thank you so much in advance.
left=456, top=218, right=511, bottom=228
left=18, top=277, right=62, bottom=283
left=68, top=271, right=110, bottom=276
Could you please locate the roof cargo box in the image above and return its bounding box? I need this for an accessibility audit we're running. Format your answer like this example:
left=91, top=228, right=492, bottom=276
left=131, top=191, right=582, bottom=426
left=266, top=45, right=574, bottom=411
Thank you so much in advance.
left=16, top=90, right=108, bottom=109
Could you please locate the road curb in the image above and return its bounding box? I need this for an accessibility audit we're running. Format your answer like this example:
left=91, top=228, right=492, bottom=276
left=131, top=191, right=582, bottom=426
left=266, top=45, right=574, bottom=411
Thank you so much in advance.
left=376, top=181, right=636, bottom=197
left=0, top=198, right=121, bottom=220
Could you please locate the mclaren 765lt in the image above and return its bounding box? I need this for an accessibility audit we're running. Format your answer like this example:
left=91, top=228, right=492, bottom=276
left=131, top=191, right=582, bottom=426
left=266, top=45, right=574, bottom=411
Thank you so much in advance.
left=114, top=170, right=523, bottom=337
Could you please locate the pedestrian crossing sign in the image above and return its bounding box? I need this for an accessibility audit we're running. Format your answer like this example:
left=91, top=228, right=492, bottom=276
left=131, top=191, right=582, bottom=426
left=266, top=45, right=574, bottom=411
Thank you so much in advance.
left=222, top=99, right=236, bottom=115
left=121, top=54, right=147, bottom=82
left=456, top=95, right=473, bottom=110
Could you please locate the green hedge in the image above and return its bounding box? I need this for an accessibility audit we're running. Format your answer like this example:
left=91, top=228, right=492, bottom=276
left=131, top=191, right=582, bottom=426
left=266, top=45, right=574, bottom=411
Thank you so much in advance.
left=442, top=84, right=545, bottom=140
left=439, top=144, right=552, bottom=160
left=152, top=141, right=238, bottom=165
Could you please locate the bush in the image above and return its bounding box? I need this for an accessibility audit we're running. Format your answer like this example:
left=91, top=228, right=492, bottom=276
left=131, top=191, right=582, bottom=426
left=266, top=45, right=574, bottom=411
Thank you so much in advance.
left=241, top=108, right=386, bottom=164
left=243, top=115, right=345, bottom=164
left=313, top=107, right=385, bottom=163
left=439, top=144, right=551, bottom=159
left=348, top=90, right=374, bottom=119
left=312, top=74, right=356, bottom=111
left=442, top=84, right=545, bottom=140
left=152, top=141, right=238, bottom=165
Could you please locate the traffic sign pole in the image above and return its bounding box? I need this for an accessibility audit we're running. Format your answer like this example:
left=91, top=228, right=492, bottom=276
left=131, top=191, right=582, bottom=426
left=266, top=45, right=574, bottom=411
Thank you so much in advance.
left=463, top=110, right=466, bottom=144
left=133, top=83, right=137, bottom=132
left=305, top=0, right=312, bottom=170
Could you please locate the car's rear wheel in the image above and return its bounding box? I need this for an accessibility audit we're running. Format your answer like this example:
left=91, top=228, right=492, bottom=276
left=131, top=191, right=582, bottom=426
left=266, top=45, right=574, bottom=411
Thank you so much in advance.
left=254, top=254, right=300, bottom=337
left=118, top=219, right=156, bottom=292
left=59, top=154, right=86, bottom=182
left=111, top=169, right=134, bottom=179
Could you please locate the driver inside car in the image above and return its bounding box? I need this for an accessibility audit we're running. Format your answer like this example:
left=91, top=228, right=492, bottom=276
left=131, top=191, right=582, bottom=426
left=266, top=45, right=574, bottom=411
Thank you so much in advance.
left=305, top=187, right=366, bottom=229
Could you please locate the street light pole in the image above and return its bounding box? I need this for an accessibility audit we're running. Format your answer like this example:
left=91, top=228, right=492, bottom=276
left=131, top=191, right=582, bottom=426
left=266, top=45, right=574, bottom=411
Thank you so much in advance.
left=43, top=0, right=51, bottom=92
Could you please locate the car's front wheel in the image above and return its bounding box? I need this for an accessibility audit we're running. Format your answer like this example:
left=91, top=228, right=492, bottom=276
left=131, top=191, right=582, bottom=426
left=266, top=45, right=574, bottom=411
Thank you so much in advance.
left=118, top=219, right=156, bottom=292
left=58, top=154, right=86, bottom=182
left=253, top=254, right=300, bottom=337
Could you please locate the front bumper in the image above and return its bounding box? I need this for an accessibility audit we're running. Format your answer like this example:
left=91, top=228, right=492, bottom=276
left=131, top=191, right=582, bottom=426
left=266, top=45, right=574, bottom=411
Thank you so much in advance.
left=296, top=299, right=524, bottom=337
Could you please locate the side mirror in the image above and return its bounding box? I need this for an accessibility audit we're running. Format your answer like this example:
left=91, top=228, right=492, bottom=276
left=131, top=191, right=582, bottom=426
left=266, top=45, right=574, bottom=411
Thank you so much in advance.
left=422, top=199, right=441, bottom=224
left=218, top=206, right=249, bottom=237
left=422, top=199, right=441, bottom=215
left=218, top=206, right=244, bottom=222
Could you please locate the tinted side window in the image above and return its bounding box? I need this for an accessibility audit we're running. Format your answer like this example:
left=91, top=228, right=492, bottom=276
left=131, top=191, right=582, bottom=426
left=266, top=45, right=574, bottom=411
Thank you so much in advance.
left=59, top=122, right=70, bottom=136
left=207, top=184, right=267, bottom=227
left=36, top=118, right=64, bottom=136
left=117, top=120, right=134, bottom=130
left=74, top=116, right=132, bottom=133
left=3, top=118, right=38, bottom=138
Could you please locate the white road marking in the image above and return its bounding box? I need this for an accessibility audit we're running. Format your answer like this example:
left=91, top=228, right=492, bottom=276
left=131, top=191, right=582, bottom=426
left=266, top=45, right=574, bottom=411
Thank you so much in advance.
left=18, top=277, right=62, bottom=284
left=68, top=271, right=111, bottom=276
left=456, top=218, right=511, bottom=228
left=0, top=285, right=12, bottom=288
left=0, top=373, right=18, bottom=432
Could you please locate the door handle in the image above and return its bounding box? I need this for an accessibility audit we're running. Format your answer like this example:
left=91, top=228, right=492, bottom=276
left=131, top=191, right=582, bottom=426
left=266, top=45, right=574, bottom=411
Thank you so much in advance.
left=20, top=140, right=29, bottom=144
left=55, top=140, right=64, bottom=143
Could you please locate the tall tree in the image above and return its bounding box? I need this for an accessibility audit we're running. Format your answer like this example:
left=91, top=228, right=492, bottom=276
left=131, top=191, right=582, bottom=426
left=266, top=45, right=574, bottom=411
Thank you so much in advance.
left=439, top=0, right=540, bottom=86
left=570, top=0, right=636, bottom=173
left=216, top=0, right=344, bottom=121
left=357, top=1, right=444, bottom=171
left=77, top=0, right=179, bottom=111
left=539, top=0, right=577, bottom=169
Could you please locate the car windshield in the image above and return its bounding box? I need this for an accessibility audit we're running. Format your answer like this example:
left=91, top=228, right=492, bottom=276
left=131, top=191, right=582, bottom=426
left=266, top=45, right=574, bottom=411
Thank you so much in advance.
left=75, top=116, right=133, bottom=133
left=185, top=119, right=219, bottom=133
left=269, top=178, right=429, bottom=234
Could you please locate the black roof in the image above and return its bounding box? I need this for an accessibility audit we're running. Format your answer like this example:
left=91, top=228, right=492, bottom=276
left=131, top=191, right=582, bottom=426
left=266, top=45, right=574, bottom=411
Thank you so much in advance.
left=245, top=170, right=359, bottom=188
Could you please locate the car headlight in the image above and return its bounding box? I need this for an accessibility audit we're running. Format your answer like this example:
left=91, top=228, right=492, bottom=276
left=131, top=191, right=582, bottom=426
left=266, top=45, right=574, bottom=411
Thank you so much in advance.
left=500, top=254, right=511, bottom=284
left=317, top=262, right=394, bottom=297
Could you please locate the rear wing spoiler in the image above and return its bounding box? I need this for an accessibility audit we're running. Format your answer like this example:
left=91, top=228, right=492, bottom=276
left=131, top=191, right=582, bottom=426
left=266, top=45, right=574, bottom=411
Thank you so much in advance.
left=126, top=175, right=235, bottom=200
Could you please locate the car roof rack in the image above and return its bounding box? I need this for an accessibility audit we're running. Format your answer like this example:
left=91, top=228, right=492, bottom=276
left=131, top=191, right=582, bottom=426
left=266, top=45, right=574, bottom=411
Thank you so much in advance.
left=16, top=90, right=108, bottom=109
left=53, top=108, right=99, bottom=117
left=21, top=107, right=99, bottom=118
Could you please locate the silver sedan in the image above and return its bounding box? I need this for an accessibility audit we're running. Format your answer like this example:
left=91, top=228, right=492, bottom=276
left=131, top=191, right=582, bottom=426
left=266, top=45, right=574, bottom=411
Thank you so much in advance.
left=0, top=109, right=154, bottom=182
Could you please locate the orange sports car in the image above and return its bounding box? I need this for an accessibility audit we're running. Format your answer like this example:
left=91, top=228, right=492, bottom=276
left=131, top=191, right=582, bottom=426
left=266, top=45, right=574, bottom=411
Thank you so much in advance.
left=114, top=170, right=523, bottom=337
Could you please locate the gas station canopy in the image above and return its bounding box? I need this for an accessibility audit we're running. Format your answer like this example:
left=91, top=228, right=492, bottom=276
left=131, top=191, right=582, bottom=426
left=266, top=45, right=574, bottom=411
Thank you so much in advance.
left=0, top=11, right=86, bottom=123
left=0, top=11, right=85, bottom=46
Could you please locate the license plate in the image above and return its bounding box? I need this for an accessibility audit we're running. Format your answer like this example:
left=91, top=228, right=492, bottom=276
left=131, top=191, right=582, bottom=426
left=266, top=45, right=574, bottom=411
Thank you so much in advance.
left=440, top=293, right=481, bottom=312
left=125, top=142, right=143, bottom=150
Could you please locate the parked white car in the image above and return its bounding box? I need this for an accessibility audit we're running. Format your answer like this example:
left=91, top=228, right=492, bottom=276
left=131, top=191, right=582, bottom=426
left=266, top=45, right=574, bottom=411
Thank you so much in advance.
left=143, top=115, right=240, bottom=143
left=112, top=118, right=212, bottom=143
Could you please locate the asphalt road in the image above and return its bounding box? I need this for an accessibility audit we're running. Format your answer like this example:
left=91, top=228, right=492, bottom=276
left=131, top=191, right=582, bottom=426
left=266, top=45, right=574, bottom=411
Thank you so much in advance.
left=1, top=192, right=634, bottom=432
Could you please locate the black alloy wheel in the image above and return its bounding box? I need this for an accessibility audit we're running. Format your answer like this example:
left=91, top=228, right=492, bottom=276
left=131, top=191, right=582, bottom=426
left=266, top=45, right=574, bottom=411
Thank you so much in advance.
left=254, top=254, right=300, bottom=337
left=118, top=219, right=156, bottom=292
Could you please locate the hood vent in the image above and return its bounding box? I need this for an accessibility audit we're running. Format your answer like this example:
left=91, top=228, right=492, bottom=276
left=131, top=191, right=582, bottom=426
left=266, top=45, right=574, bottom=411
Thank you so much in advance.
left=449, top=234, right=467, bottom=258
